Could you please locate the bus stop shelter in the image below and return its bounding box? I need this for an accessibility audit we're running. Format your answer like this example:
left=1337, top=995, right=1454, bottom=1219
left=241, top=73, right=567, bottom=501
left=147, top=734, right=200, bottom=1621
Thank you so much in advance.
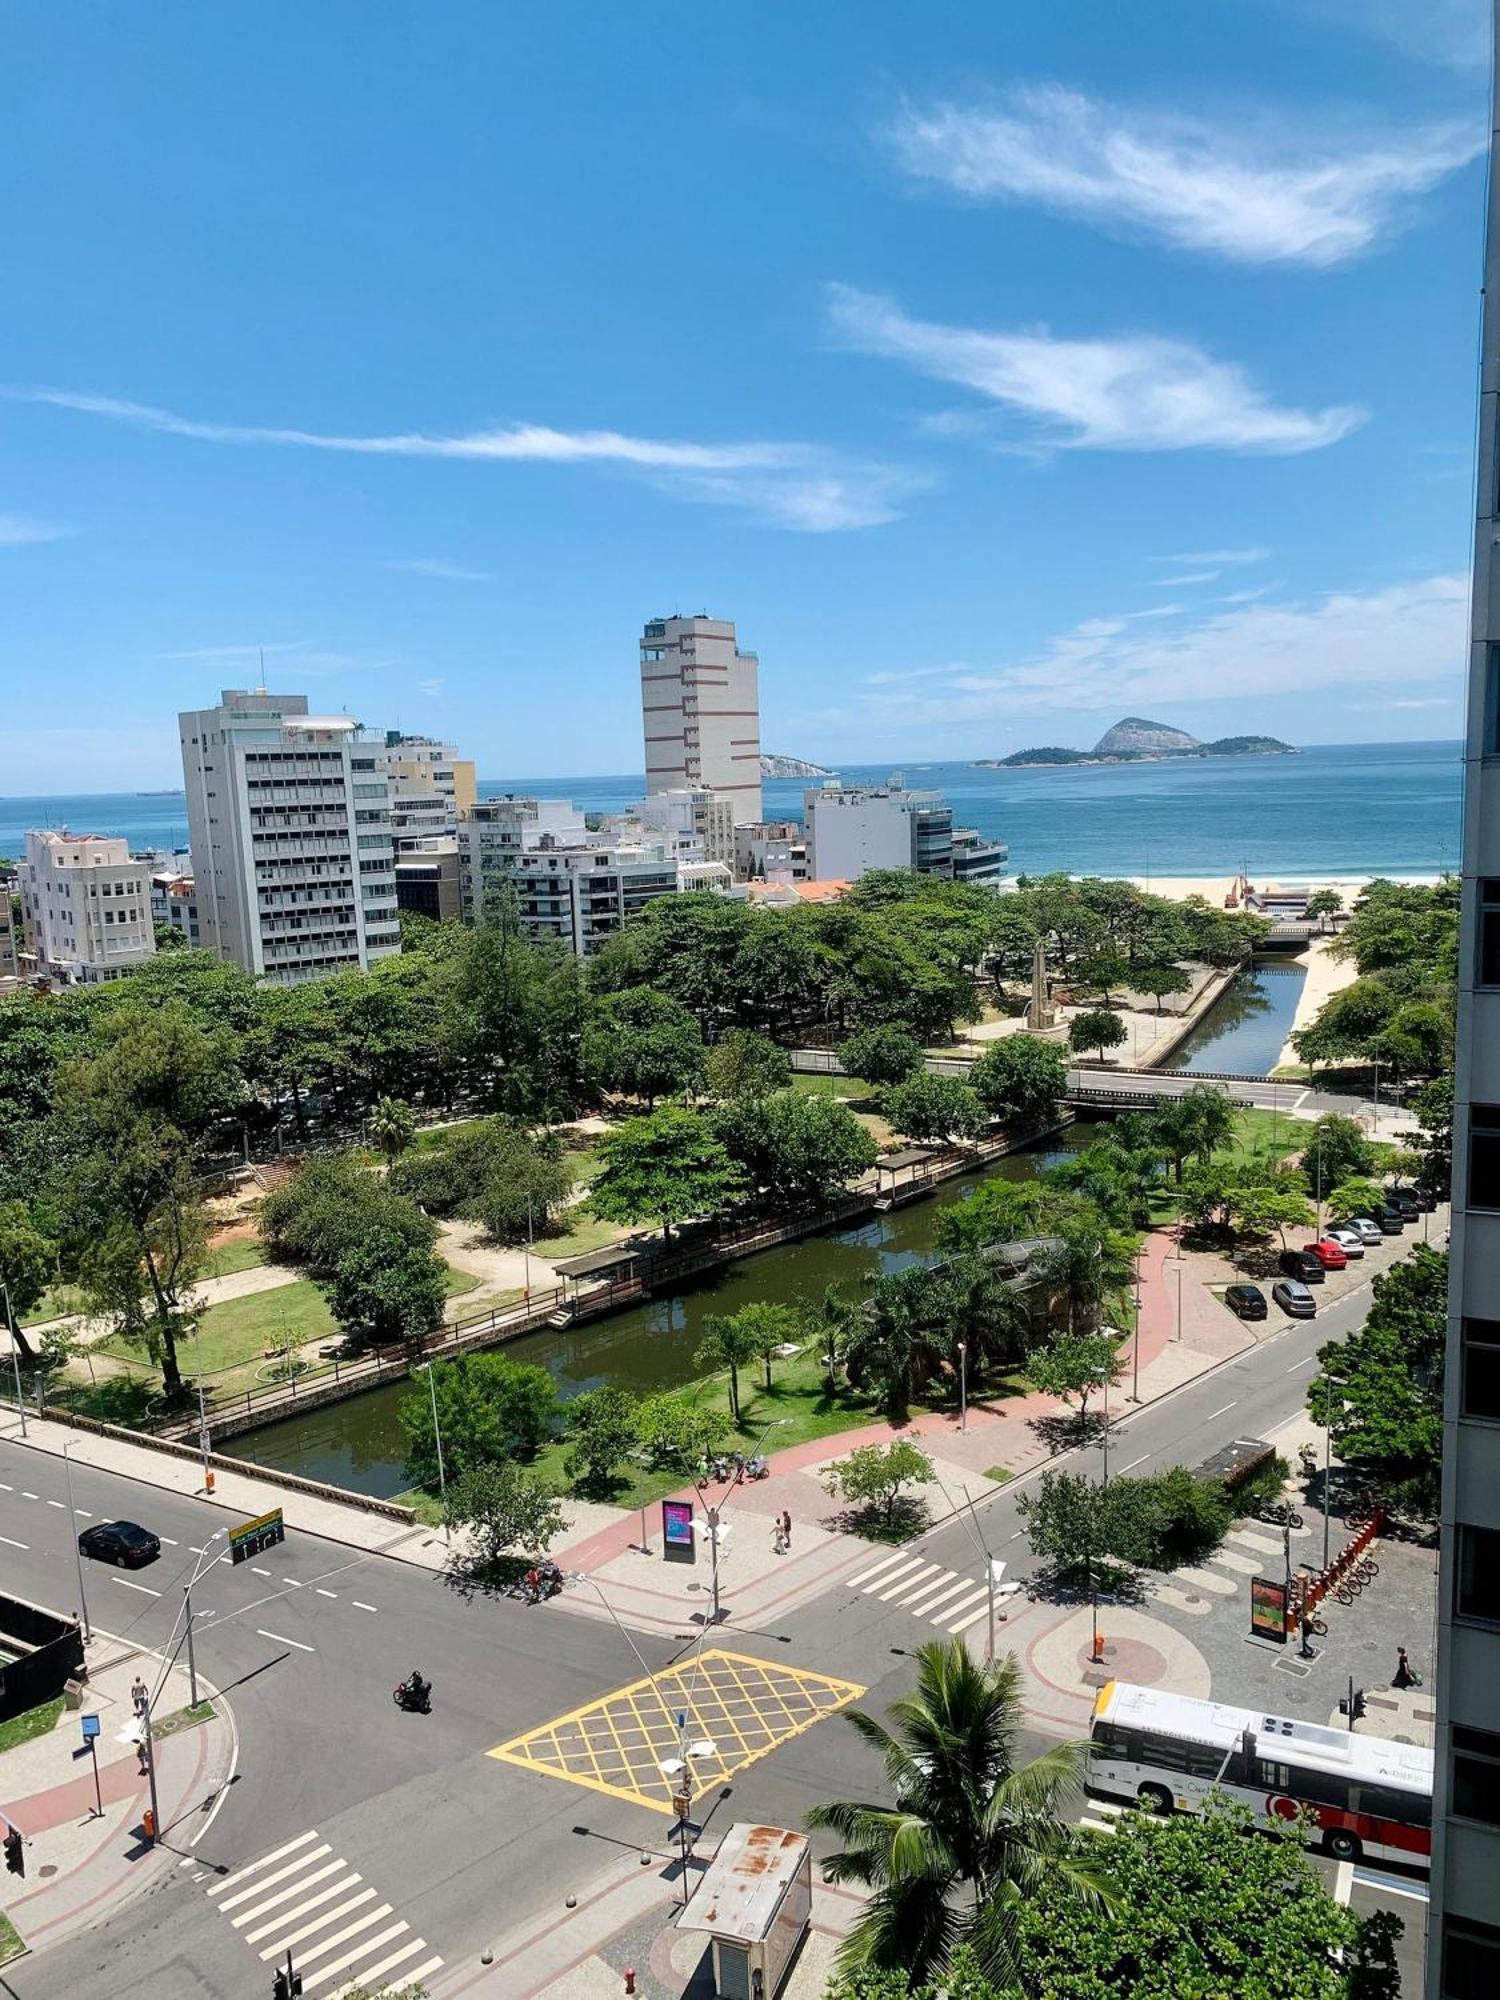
left=677, top=1822, right=813, bottom=2000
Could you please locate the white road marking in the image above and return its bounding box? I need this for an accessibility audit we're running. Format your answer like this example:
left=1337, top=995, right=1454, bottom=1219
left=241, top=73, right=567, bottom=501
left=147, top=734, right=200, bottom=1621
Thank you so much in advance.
left=1008, top=1528, right=1026, bottom=1541
left=221, top=1844, right=333, bottom=1914
left=1350, top=1868, right=1428, bottom=1903
left=160, top=1535, right=179, bottom=1545
left=1204, top=1402, right=1237, bottom=1422
left=189, top=1545, right=204, bottom=1554
left=208, top=1828, right=320, bottom=1897
left=293, top=1902, right=393, bottom=1968
left=113, top=1577, right=161, bottom=1596
left=869, top=1560, right=936, bottom=1601
left=252, top=1567, right=271, bottom=1577
left=1285, top=1356, right=1317, bottom=1374
left=326, top=1935, right=428, bottom=1992
left=282, top=1577, right=303, bottom=1587
left=232, top=1858, right=346, bottom=1929
left=315, top=1588, right=337, bottom=1599
left=0, top=1534, right=28, bottom=1550
left=21, top=1491, right=38, bottom=1500
left=352, top=1601, right=377, bottom=1613
left=45, top=1498, right=64, bottom=1508
left=364, top=1954, right=444, bottom=1997
left=0, top=1482, right=11, bottom=1490
left=246, top=1877, right=365, bottom=1949
left=845, top=1550, right=911, bottom=1589
left=1119, top=1454, right=1150, bottom=1474
left=74, top=1508, right=92, bottom=1517
left=257, top=1628, right=314, bottom=1653
left=947, top=1600, right=993, bottom=1634
left=304, top=1920, right=410, bottom=1990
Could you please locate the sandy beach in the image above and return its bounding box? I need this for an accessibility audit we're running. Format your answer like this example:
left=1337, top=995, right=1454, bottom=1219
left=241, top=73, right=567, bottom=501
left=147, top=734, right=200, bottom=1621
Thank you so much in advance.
left=1124, top=873, right=1440, bottom=906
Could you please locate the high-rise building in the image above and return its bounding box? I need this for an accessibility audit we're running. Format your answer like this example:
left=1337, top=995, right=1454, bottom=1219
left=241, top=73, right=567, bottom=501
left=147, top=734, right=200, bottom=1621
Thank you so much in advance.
left=1430, top=37, right=1500, bottom=1991
left=803, top=781, right=1007, bottom=888
left=377, top=733, right=476, bottom=840
left=17, top=830, right=156, bottom=984
left=640, top=615, right=762, bottom=821
left=178, top=690, right=400, bottom=985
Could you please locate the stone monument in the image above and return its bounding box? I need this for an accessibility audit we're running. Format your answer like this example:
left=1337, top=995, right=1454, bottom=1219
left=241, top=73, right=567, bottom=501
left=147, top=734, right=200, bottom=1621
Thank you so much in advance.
left=1025, top=938, right=1056, bottom=1031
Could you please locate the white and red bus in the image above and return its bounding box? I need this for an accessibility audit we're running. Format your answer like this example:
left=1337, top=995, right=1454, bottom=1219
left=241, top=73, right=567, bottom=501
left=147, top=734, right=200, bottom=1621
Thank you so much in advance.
left=1087, top=1680, right=1432, bottom=1869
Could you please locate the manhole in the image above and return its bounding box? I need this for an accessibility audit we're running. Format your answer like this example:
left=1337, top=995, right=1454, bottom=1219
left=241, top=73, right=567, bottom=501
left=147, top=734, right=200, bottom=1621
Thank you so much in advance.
left=1185, top=1594, right=1201, bottom=1605
left=39, top=1863, right=57, bottom=1878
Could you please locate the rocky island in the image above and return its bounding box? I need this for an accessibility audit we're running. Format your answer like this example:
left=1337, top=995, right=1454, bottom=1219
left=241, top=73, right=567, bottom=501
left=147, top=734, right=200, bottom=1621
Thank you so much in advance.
left=760, top=752, right=833, bottom=778
left=977, top=716, right=1295, bottom=769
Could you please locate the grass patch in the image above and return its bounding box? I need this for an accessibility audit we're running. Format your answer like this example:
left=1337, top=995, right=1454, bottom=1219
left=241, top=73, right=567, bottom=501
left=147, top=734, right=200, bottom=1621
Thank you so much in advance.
left=412, top=1117, right=492, bottom=1153
left=789, top=1073, right=875, bottom=1105
left=442, top=1264, right=480, bottom=1301
left=985, top=1465, right=1015, bottom=1485
left=0, top=1910, right=23, bottom=1969
left=47, top=1374, right=161, bottom=1426
left=0, top=1697, right=62, bottom=1756
left=532, top=1212, right=627, bottom=1261
left=203, top=1237, right=268, bottom=1279
left=391, top=1486, right=445, bottom=1525
left=19, top=1283, right=85, bottom=1327
left=154, top=1700, right=217, bottom=1741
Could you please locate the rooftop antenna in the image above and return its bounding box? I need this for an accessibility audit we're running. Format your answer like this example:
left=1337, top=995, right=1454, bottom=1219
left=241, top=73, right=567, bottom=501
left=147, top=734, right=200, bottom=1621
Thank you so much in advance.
left=256, top=646, right=267, bottom=696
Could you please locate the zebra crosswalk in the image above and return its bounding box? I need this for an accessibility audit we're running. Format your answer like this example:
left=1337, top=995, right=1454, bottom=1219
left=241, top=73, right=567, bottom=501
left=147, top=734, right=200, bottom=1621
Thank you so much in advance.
left=845, top=1548, right=994, bottom=1635
left=1144, top=1517, right=1311, bottom=1616
left=205, top=1828, right=443, bottom=1997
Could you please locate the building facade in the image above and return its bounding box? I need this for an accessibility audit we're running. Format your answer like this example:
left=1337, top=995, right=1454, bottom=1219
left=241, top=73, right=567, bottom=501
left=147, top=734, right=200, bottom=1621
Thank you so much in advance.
left=1430, top=38, right=1500, bottom=1994
left=640, top=615, right=762, bottom=821
left=149, top=866, right=201, bottom=946
left=803, top=782, right=1007, bottom=889
left=377, top=733, right=476, bottom=839
left=0, top=891, right=18, bottom=982
left=178, top=690, right=400, bottom=986
left=18, top=831, right=156, bottom=984
left=394, top=837, right=463, bottom=922
left=630, top=787, right=736, bottom=867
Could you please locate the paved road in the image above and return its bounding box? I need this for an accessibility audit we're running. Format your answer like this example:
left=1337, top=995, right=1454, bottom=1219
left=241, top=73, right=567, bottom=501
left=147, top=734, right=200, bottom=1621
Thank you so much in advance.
left=0, top=1251, right=1427, bottom=1995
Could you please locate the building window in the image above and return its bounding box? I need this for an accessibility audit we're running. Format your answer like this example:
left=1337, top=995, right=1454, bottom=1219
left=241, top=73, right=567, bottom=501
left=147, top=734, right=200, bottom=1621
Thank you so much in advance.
left=1444, top=1913, right=1500, bottom=1998
left=1469, top=1106, right=1500, bottom=1211
left=1488, top=645, right=1500, bottom=757
left=1463, top=1319, right=1500, bottom=1420
left=1456, top=1523, right=1500, bottom=1624
left=1481, top=881, right=1500, bottom=988
left=1452, top=1726, right=1500, bottom=1827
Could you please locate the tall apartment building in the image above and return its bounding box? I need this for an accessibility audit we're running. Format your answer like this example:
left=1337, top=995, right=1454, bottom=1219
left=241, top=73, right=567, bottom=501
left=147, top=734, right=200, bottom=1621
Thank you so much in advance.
left=803, top=782, right=1008, bottom=889
left=628, top=787, right=736, bottom=868
left=377, top=733, right=476, bottom=839
left=17, top=830, right=156, bottom=984
left=640, top=615, right=762, bottom=822
left=179, top=690, right=400, bottom=986
left=1430, top=36, right=1500, bottom=1992
left=0, top=889, right=18, bottom=982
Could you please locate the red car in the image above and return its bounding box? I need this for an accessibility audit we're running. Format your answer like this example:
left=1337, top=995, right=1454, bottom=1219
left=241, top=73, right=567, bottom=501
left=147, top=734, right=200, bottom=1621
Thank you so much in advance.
left=1303, top=1238, right=1348, bottom=1270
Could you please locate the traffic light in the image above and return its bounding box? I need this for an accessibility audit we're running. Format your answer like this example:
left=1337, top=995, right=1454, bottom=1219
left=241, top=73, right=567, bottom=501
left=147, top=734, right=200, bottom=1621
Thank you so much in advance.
left=1338, top=1686, right=1367, bottom=1722
left=4, top=1828, right=23, bottom=1877
left=271, top=1966, right=302, bottom=2000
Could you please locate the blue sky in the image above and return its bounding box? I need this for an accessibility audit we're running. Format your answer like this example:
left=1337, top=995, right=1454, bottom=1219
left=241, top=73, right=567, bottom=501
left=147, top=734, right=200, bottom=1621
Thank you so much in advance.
left=0, top=0, right=1489, bottom=788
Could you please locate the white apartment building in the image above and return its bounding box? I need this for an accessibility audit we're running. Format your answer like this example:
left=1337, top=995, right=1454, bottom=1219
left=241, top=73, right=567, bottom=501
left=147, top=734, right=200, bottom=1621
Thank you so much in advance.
left=149, top=867, right=201, bottom=947
left=458, top=796, right=589, bottom=919
left=179, top=690, right=400, bottom=986
left=803, top=782, right=1008, bottom=888
left=0, top=892, right=18, bottom=981
left=18, top=831, right=156, bottom=984
left=630, top=787, right=736, bottom=868
left=1430, top=29, right=1500, bottom=1990
left=377, top=733, right=476, bottom=840
left=736, top=819, right=810, bottom=886
left=640, top=615, right=762, bottom=821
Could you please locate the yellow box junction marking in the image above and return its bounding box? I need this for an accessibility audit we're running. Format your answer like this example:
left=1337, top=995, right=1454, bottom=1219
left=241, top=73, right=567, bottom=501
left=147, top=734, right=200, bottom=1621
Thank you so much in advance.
left=489, top=1649, right=865, bottom=1814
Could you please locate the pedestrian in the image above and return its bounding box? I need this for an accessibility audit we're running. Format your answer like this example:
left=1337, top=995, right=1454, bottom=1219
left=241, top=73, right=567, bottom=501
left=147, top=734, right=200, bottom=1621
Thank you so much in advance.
left=130, top=1674, right=149, bottom=1717
left=779, top=1509, right=792, bottom=1551
left=1393, top=1646, right=1414, bottom=1690
left=772, top=1519, right=786, bottom=1556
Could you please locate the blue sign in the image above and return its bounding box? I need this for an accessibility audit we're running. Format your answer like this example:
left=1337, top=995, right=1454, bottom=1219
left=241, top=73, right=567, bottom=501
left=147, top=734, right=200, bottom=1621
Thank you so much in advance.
left=81, top=1714, right=100, bottom=1742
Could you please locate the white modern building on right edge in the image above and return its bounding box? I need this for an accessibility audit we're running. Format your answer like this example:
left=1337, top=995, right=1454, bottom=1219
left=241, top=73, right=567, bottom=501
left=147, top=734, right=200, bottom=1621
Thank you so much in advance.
left=1430, top=24, right=1500, bottom=1993
left=803, top=781, right=1007, bottom=888
left=640, top=614, right=762, bottom=822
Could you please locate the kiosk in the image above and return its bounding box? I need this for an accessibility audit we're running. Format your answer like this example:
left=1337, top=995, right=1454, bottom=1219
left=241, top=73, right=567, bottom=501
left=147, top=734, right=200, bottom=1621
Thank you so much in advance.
left=677, top=1823, right=812, bottom=2000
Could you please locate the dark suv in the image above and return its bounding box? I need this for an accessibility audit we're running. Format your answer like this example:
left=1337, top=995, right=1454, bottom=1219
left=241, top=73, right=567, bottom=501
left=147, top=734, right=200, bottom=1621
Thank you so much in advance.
left=1224, top=1284, right=1268, bottom=1321
left=1280, top=1248, right=1326, bottom=1284
left=1373, top=1204, right=1406, bottom=1234
left=1387, top=1188, right=1422, bottom=1222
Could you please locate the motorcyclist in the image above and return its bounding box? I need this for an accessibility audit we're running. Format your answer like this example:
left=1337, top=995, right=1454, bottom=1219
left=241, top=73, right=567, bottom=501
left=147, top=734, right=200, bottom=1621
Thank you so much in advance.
left=400, top=1670, right=430, bottom=1708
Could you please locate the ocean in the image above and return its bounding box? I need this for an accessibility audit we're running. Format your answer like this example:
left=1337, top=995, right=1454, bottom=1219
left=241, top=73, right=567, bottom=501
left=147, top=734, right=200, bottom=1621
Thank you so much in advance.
left=0, top=739, right=1461, bottom=880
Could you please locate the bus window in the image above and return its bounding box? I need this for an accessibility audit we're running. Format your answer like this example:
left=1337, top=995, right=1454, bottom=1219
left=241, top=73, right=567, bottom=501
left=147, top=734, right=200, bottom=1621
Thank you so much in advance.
left=1257, top=1761, right=1292, bottom=1791
left=1090, top=1726, right=1131, bottom=1760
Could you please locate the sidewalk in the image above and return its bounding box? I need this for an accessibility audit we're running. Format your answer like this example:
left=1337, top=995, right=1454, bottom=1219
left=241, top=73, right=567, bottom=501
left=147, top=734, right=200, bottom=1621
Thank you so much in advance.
left=0, top=1634, right=235, bottom=1962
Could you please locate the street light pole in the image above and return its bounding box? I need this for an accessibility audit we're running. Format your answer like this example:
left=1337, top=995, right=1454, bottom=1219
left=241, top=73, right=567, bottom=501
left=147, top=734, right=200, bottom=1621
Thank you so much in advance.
left=62, top=1442, right=91, bottom=1644
left=416, top=1361, right=449, bottom=1541
left=1322, top=1413, right=1335, bottom=1576
left=958, top=1339, right=967, bottom=1433
left=1129, top=1247, right=1142, bottom=1402
left=3, top=1280, right=25, bottom=1437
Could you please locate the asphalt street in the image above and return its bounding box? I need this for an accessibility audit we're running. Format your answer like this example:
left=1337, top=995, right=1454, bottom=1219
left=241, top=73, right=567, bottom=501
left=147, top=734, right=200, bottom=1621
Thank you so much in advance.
left=0, top=1249, right=1431, bottom=1996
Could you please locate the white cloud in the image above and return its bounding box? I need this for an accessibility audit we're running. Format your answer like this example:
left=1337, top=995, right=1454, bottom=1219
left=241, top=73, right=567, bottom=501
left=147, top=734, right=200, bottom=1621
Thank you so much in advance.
left=887, top=85, right=1480, bottom=265
left=417, top=677, right=444, bottom=697
left=384, top=557, right=491, bottom=581
left=2, top=387, right=916, bottom=534
left=827, top=286, right=1362, bottom=454
left=1300, top=0, right=1489, bottom=72
left=843, top=573, right=1466, bottom=728
left=1152, top=570, right=1221, bottom=586
left=0, top=512, right=71, bottom=545
left=1156, top=547, right=1269, bottom=565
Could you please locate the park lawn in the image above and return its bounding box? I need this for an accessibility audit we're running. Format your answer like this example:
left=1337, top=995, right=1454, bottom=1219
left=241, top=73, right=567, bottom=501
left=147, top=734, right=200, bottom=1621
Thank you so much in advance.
left=203, top=1237, right=268, bottom=1279
left=789, top=1073, right=875, bottom=1105
left=19, top=1282, right=85, bottom=1327
left=532, top=1211, right=629, bottom=1261
left=1146, top=1107, right=1307, bottom=1224
left=412, top=1117, right=490, bottom=1153
left=0, top=1696, right=62, bottom=1756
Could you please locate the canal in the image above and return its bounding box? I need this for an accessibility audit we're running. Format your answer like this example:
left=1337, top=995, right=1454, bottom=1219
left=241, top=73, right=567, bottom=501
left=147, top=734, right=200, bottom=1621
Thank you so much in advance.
left=1171, top=959, right=1306, bottom=1079
left=221, top=1129, right=1085, bottom=1498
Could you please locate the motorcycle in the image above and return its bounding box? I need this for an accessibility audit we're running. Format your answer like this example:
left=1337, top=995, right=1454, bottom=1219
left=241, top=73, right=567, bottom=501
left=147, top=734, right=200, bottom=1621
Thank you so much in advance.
left=743, top=1455, right=770, bottom=1481
left=393, top=1677, right=432, bottom=1714
left=524, top=1562, right=563, bottom=1605
left=1298, top=1445, right=1318, bottom=1479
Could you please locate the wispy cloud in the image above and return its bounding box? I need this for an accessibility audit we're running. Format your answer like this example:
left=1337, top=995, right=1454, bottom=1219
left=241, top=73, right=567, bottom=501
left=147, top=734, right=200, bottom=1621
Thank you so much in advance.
left=886, top=84, right=1480, bottom=265
left=839, top=573, right=1466, bottom=728
left=1156, top=547, right=1269, bottom=565
left=153, top=639, right=397, bottom=680
left=384, top=557, right=491, bottom=582
left=417, top=677, right=444, bottom=697
left=827, top=286, right=1362, bottom=454
left=155, top=640, right=309, bottom=662
left=0, top=511, right=71, bottom=546
left=2, top=387, right=916, bottom=534
left=1152, top=570, right=1221, bottom=586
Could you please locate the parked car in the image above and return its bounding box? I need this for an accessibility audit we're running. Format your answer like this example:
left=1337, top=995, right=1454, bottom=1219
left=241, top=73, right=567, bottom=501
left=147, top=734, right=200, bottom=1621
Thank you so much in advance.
left=1411, top=1185, right=1440, bottom=1212
left=1326, top=1226, right=1365, bottom=1259
left=1304, top=1238, right=1349, bottom=1270
left=1224, top=1283, right=1268, bottom=1321
left=1387, top=1188, right=1422, bottom=1222
left=77, top=1520, right=160, bottom=1568
left=1348, top=1217, right=1384, bottom=1245
left=1373, top=1205, right=1406, bottom=1234
left=1279, top=1248, right=1326, bottom=1284
left=1272, top=1279, right=1319, bottom=1319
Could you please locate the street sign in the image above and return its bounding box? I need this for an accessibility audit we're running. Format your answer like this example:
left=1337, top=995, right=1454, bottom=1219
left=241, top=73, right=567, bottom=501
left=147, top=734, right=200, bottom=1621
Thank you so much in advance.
left=229, top=1508, right=285, bottom=1566
left=197, top=1425, right=212, bottom=1456
left=80, top=1714, right=100, bottom=1742
left=1250, top=1575, right=1288, bottom=1643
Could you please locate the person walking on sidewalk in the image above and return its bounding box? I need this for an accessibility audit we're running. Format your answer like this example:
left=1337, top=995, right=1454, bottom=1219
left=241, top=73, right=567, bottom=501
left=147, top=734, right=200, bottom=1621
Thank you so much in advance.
left=1393, top=1646, right=1420, bottom=1689
left=779, top=1509, right=792, bottom=1552
left=130, top=1674, right=149, bottom=1718
left=771, top=1518, right=786, bottom=1556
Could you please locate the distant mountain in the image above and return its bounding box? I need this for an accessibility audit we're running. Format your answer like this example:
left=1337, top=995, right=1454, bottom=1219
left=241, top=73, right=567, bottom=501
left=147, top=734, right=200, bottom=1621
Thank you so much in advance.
left=975, top=717, right=1296, bottom=770
left=1093, top=716, right=1199, bottom=756
left=761, top=753, right=833, bottom=778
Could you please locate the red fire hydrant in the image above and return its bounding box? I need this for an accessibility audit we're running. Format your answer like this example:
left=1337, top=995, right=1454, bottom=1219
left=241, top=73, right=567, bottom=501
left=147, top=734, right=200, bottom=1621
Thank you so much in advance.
left=624, top=1971, right=636, bottom=1996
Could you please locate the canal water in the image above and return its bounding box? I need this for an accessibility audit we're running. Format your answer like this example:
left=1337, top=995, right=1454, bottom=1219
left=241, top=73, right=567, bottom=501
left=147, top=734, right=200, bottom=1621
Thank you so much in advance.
left=220, top=1130, right=1085, bottom=1498
left=1170, top=960, right=1307, bottom=1079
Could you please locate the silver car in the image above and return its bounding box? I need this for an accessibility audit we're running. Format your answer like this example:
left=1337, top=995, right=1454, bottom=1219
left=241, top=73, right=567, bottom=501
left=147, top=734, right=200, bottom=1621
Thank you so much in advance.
left=1327, top=1226, right=1365, bottom=1258
left=1348, top=1217, right=1383, bottom=1245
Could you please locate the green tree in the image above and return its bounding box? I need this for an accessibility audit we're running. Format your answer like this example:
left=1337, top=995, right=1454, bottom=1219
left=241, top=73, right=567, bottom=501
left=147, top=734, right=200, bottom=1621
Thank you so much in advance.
left=713, top=1089, right=878, bottom=1207
left=1306, top=888, right=1344, bottom=930
left=1325, top=1177, right=1387, bottom=1224
left=589, top=1106, right=743, bottom=1242
left=0, top=1201, right=55, bottom=1364
left=841, top=1026, right=925, bottom=1090
left=802, top=1280, right=867, bottom=1394
left=398, top=1352, right=560, bottom=1486
left=1411, top=1071, right=1452, bottom=1198
left=636, top=1394, right=731, bottom=1475
left=703, top=1029, right=792, bottom=1102
left=821, top=1438, right=934, bottom=1531
left=323, top=1229, right=447, bottom=1352
left=1018, top=1471, right=1118, bottom=1584
left=262, top=1152, right=437, bottom=1276
left=1301, top=1113, right=1375, bottom=1199
left=884, top=1074, right=988, bottom=1144
left=582, top=988, right=704, bottom=1107
left=369, top=1096, right=417, bottom=1162
left=696, top=1310, right=765, bottom=1424
left=1307, top=1246, right=1446, bottom=1500
left=970, top=1036, right=1067, bottom=1130
left=1028, top=1330, right=1122, bottom=1431
left=1067, top=1008, right=1128, bottom=1062
left=807, top=1641, right=1104, bottom=1987
left=1132, top=963, right=1193, bottom=1015
left=1155, top=1082, right=1236, bottom=1180
left=846, top=1266, right=951, bottom=1418
left=1005, top=1798, right=1377, bottom=2000
left=564, top=1386, right=640, bottom=1496
left=444, top=1460, right=565, bottom=1571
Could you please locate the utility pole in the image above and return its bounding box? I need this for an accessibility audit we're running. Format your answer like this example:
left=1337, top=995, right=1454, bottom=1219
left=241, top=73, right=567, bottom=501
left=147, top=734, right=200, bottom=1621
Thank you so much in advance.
left=1129, top=1247, right=1142, bottom=1402
left=415, top=1361, right=449, bottom=1541
left=958, top=1339, right=967, bottom=1433
left=3, top=1279, right=25, bottom=1438
left=62, top=1442, right=91, bottom=1643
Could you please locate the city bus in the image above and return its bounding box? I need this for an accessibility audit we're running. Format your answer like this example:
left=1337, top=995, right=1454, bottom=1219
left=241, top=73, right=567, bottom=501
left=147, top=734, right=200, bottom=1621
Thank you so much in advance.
left=1087, top=1680, right=1432, bottom=1868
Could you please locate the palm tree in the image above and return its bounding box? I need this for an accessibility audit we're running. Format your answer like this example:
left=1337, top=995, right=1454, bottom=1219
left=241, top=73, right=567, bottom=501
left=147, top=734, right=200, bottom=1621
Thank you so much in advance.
left=845, top=1267, right=948, bottom=1418
left=695, top=1311, right=762, bottom=1424
left=1032, top=1224, right=1132, bottom=1337
left=803, top=1281, right=865, bottom=1396
left=369, top=1096, right=416, bottom=1163
left=808, top=1640, right=1109, bottom=1986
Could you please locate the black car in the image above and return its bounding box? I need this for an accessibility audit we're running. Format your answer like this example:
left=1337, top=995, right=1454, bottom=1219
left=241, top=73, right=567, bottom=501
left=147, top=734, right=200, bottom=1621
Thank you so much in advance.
left=1373, top=1205, right=1406, bottom=1234
left=1279, top=1248, right=1326, bottom=1284
left=1272, top=1279, right=1318, bottom=1319
left=78, top=1520, right=160, bottom=1567
left=1224, top=1283, right=1268, bottom=1321
left=1387, top=1188, right=1422, bottom=1222
left=1411, top=1185, right=1440, bottom=1212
